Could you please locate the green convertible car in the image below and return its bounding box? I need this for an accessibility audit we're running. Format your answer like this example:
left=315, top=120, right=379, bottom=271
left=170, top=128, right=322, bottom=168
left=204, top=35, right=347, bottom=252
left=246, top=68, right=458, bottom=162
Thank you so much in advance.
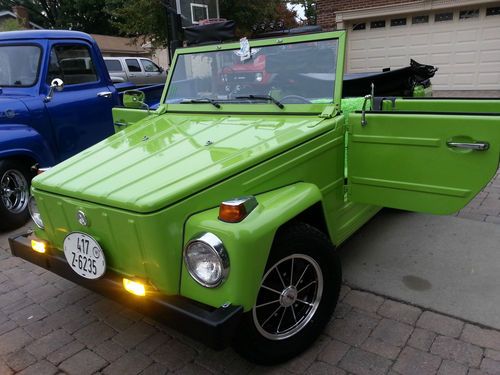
left=10, top=30, right=500, bottom=364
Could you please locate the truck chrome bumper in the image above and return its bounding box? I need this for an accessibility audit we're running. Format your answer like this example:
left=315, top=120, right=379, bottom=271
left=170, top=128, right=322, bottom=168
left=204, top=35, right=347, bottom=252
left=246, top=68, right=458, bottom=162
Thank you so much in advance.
left=9, top=232, right=242, bottom=350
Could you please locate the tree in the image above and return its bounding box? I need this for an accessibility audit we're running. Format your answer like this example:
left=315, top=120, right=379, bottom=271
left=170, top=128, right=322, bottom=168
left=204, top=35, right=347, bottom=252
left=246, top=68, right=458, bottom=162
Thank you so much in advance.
left=219, top=0, right=297, bottom=37
left=106, top=0, right=169, bottom=48
left=0, top=18, right=23, bottom=31
left=0, top=0, right=121, bottom=34
left=287, top=0, right=317, bottom=25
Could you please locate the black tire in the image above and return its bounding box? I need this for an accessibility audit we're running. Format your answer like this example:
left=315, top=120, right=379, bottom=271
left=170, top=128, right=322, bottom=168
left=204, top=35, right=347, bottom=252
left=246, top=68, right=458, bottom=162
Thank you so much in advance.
left=233, top=222, right=342, bottom=365
left=0, top=159, right=32, bottom=231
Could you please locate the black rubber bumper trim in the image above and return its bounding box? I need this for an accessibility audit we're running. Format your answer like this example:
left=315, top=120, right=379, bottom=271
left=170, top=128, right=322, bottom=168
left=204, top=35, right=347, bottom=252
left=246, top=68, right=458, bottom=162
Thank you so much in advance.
left=9, top=233, right=243, bottom=350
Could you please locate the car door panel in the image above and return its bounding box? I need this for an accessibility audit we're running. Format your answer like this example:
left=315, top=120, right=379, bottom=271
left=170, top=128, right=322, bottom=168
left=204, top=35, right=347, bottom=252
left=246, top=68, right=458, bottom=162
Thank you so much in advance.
left=348, top=112, right=500, bottom=214
left=44, top=42, right=116, bottom=162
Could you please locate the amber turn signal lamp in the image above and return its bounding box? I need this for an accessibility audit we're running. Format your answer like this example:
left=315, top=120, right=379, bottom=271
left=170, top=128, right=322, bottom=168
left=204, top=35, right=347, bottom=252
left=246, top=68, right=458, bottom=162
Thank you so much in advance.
left=123, top=278, right=146, bottom=296
left=218, top=196, right=258, bottom=223
left=31, top=239, right=46, bottom=254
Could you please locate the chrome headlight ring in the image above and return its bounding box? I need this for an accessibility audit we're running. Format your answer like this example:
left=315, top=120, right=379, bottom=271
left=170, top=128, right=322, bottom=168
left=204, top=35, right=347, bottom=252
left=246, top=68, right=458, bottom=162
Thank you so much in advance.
left=183, top=232, right=230, bottom=288
left=28, top=196, right=44, bottom=229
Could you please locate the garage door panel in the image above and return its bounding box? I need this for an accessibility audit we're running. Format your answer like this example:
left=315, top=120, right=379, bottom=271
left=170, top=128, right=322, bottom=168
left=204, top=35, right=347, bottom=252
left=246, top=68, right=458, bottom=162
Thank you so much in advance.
left=454, top=52, right=477, bottom=63
left=452, top=73, right=476, bottom=85
left=456, top=30, right=479, bottom=42
left=451, top=63, right=480, bottom=73
left=410, top=34, right=431, bottom=46
left=478, top=73, right=499, bottom=85
left=431, top=53, right=451, bottom=64
left=388, top=56, right=409, bottom=66
left=454, top=41, right=479, bottom=51
left=432, top=32, right=454, bottom=44
left=480, top=50, right=500, bottom=63
left=482, top=27, right=500, bottom=40
left=388, top=36, right=408, bottom=47
left=476, top=62, right=500, bottom=73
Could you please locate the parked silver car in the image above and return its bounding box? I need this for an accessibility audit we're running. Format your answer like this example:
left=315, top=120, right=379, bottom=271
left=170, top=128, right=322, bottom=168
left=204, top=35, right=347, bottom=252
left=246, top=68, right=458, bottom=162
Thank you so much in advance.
left=104, top=57, right=167, bottom=85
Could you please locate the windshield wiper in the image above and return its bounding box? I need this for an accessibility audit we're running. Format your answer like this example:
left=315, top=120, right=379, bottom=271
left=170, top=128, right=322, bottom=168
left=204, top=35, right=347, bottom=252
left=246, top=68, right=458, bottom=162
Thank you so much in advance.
left=180, top=98, right=221, bottom=108
left=235, top=94, right=284, bottom=109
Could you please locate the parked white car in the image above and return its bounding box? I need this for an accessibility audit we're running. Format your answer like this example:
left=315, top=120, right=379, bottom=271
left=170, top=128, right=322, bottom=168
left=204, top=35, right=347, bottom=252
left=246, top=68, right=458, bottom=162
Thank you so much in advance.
left=104, top=57, right=167, bottom=85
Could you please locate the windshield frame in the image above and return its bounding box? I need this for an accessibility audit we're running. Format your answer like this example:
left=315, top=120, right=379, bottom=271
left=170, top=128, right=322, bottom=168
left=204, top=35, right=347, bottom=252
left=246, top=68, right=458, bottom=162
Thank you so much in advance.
left=0, top=43, right=43, bottom=88
left=160, top=31, right=346, bottom=115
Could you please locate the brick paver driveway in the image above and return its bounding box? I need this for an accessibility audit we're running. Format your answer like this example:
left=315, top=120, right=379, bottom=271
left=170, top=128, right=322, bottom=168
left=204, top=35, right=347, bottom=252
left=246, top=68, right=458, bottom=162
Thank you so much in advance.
left=1, top=238, right=500, bottom=374
left=2, top=171, right=500, bottom=374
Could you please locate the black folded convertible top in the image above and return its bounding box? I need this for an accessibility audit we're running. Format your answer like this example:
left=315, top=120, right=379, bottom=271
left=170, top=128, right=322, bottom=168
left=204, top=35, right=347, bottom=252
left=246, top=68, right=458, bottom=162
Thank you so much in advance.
left=343, top=59, right=438, bottom=97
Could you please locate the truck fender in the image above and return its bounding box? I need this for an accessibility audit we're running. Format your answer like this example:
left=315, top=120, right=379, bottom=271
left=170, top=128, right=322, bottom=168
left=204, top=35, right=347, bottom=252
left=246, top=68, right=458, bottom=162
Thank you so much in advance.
left=181, top=182, right=323, bottom=311
left=0, top=124, right=56, bottom=167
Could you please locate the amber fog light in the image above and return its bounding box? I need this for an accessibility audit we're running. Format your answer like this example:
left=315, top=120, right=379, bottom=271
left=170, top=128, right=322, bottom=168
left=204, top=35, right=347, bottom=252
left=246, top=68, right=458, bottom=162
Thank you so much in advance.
left=123, top=278, right=146, bottom=296
left=28, top=196, right=44, bottom=229
left=184, top=233, right=229, bottom=288
left=31, top=239, right=46, bottom=254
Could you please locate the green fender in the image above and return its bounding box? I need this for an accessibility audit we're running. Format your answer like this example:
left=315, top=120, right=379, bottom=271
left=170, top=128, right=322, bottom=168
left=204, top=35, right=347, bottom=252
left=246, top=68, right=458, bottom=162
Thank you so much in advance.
left=181, top=182, right=323, bottom=311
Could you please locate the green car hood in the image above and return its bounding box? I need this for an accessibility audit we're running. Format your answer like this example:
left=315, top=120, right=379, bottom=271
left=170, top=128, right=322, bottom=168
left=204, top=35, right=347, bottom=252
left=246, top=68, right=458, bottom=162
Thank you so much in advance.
left=33, top=113, right=326, bottom=213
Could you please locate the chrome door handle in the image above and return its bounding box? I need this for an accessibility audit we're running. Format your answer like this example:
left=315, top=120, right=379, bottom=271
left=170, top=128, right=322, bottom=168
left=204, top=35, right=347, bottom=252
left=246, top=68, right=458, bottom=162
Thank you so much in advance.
left=114, top=122, right=127, bottom=127
left=97, top=91, right=112, bottom=98
left=447, top=141, right=489, bottom=151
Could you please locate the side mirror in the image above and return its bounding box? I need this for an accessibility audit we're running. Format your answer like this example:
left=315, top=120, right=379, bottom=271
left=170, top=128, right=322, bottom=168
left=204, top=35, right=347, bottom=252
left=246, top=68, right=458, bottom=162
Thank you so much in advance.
left=123, top=90, right=149, bottom=111
left=44, top=78, right=64, bottom=103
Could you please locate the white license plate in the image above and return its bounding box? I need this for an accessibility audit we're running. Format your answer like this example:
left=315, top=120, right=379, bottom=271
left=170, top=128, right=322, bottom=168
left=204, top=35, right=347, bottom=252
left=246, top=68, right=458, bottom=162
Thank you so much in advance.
left=63, top=232, right=106, bottom=279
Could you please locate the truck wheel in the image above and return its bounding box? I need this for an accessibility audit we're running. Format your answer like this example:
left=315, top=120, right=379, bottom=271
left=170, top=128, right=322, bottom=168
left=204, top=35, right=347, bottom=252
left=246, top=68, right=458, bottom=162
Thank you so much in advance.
left=0, top=160, right=31, bottom=231
left=233, top=222, right=341, bottom=365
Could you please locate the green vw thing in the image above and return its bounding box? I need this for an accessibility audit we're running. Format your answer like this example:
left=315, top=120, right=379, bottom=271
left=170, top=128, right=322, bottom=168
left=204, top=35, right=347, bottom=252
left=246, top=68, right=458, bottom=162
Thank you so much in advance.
left=10, top=31, right=500, bottom=364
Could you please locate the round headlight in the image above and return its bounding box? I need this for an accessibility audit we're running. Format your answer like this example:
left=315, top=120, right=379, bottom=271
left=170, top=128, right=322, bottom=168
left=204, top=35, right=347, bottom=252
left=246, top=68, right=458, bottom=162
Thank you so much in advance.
left=184, top=233, right=229, bottom=288
left=28, top=196, right=44, bottom=229
left=255, top=72, right=263, bottom=82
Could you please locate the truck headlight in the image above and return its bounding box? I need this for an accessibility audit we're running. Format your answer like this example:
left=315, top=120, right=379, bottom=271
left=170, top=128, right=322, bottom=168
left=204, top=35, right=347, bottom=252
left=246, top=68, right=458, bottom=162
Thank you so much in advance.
left=184, top=232, right=229, bottom=288
left=28, top=196, right=44, bottom=229
left=255, top=72, right=263, bottom=82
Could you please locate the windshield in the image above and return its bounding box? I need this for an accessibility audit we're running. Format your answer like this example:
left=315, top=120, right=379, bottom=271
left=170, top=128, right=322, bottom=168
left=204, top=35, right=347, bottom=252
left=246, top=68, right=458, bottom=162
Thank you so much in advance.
left=166, top=38, right=338, bottom=105
left=0, top=45, right=41, bottom=87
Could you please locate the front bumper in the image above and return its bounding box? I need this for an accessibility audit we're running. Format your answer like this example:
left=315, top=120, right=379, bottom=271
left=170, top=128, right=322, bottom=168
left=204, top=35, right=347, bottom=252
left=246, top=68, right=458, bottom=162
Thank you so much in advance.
left=9, top=232, right=243, bottom=350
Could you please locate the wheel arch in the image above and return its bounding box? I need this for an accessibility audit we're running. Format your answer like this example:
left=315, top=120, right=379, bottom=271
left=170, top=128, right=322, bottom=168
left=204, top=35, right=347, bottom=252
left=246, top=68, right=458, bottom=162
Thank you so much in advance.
left=275, top=201, right=330, bottom=243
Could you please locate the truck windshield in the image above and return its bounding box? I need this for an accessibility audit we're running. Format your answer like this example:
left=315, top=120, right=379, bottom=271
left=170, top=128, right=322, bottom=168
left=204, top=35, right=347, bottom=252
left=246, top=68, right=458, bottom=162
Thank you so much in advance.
left=0, top=45, right=41, bottom=87
left=166, top=38, right=338, bottom=105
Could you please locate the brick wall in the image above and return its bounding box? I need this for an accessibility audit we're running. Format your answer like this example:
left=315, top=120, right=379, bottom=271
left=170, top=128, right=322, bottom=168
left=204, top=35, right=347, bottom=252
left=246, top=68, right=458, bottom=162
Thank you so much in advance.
left=317, top=0, right=420, bottom=30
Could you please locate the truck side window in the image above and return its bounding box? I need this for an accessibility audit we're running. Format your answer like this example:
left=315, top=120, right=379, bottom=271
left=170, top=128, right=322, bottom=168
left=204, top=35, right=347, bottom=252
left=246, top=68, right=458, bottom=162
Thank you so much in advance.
left=126, top=59, right=142, bottom=72
left=140, top=59, right=160, bottom=73
left=47, top=44, right=98, bottom=85
left=105, top=59, right=123, bottom=72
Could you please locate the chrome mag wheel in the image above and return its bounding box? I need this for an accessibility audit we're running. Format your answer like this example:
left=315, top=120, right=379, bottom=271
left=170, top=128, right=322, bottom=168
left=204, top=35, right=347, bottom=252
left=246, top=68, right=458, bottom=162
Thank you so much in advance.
left=252, top=253, right=324, bottom=340
left=1, top=169, right=29, bottom=214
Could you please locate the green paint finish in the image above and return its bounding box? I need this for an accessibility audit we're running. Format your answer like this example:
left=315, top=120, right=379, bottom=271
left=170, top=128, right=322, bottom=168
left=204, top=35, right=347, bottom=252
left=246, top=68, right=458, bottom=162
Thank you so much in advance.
left=27, top=31, right=500, bottom=315
left=348, top=112, right=500, bottom=214
left=182, top=183, right=322, bottom=310
left=112, top=107, right=156, bottom=133
left=33, top=113, right=329, bottom=213
left=390, top=98, right=500, bottom=113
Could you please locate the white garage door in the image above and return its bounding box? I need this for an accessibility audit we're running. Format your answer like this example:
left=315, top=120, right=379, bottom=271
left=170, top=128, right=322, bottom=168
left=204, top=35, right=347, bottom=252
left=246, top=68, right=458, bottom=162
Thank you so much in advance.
left=346, top=5, right=500, bottom=90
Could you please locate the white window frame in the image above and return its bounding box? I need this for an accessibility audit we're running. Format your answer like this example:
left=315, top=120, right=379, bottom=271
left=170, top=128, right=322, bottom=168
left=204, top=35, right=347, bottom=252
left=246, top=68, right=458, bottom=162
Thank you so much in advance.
left=190, top=3, right=209, bottom=24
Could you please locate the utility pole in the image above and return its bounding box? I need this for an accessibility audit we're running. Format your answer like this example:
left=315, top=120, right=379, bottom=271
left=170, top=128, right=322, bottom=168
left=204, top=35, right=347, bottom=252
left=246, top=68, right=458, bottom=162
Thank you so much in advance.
left=161, top=0, right=183, bottom=60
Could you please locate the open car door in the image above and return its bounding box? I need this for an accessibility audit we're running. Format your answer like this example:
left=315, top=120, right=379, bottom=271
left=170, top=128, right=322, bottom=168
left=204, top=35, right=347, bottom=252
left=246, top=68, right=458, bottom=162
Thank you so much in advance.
left=347, top=111, right=500, bottom=214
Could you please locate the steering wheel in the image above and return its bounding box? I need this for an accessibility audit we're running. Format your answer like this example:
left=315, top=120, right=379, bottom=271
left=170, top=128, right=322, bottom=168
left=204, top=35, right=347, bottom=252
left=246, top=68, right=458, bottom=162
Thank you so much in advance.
left=280, top=95, right=311, bottom=104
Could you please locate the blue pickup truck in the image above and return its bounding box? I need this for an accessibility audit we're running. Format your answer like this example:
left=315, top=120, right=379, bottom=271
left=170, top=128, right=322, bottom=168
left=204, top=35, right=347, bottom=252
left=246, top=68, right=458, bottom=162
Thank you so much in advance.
left=0, top=30, right=163, bottom=230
